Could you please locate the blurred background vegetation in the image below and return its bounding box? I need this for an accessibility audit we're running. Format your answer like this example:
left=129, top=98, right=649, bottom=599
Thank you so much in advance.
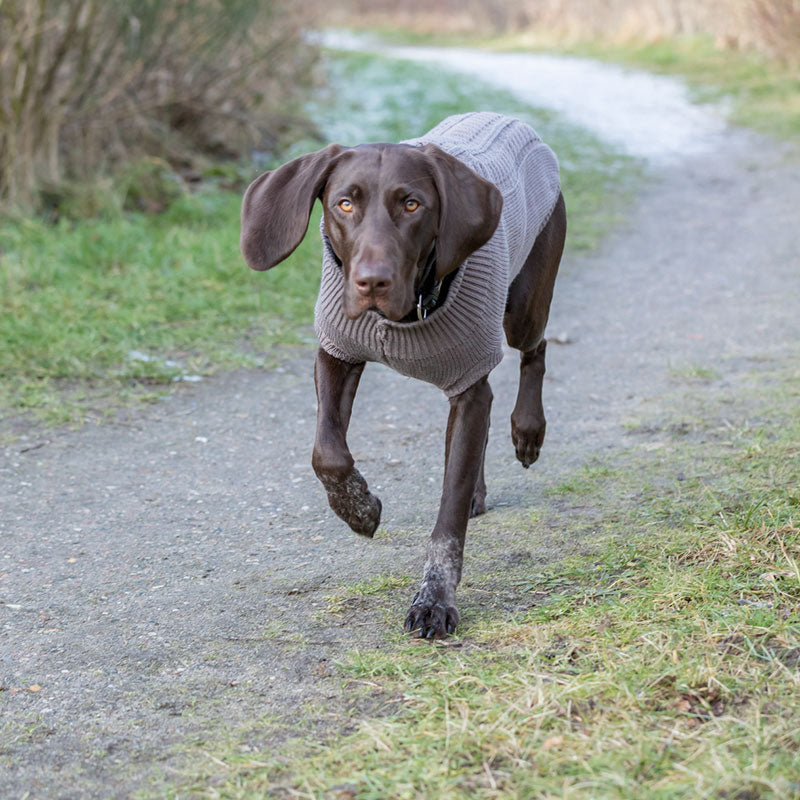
left=1, top=0, right=797, bottom=216
left=0, top=0, right=318, bottom=213
left=0, top=0, right=797, bottom=430
left=328, top=0, right=800, bottom=65
left=327, top=1, right=800, bottom=139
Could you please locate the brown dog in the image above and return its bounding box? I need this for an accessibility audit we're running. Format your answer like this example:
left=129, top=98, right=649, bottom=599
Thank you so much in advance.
left=241, top=113, right=565, bottom=638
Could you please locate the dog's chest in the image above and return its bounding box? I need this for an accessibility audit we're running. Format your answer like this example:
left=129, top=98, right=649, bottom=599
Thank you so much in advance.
left=314, top=112, right=561, bottom=397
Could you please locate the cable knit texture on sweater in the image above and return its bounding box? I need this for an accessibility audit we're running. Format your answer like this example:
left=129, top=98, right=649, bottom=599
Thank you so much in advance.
left=314, top=112, right=561, bottom=397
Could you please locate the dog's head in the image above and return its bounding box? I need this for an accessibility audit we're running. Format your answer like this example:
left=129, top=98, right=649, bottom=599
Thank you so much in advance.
left=240, top=142, right=503, bottom=322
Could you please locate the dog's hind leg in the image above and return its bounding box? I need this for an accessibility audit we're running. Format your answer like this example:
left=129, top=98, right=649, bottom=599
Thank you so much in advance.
left=470, top=422, right=489, bottom=517
left=312, top=348, right=382, bottom=537
left=503, top=193, right=566, bottom=468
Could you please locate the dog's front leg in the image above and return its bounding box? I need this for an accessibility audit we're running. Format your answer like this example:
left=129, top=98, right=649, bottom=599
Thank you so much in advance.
left=405, top=376, right=493, bottom=638
left=312, top=348, right=382, bottom=537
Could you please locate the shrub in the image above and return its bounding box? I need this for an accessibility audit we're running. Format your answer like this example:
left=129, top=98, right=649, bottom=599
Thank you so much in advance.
left=0, top=0, right=318, bottom=212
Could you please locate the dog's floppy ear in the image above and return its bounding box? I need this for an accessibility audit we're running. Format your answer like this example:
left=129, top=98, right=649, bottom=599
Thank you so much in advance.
left=240, top=144, right=344, bottom=271
left=423, top=144, right=504, bottom=280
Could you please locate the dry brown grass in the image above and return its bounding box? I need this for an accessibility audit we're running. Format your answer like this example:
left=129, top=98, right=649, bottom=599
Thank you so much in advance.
left=749, top=0, right=800, bottom=63
left=0, top=0, right=318, bottom=210
left=327, top=0, right=800, bottom=65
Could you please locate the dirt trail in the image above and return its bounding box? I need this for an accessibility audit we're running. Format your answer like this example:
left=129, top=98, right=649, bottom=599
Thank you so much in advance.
left=2, top=47, right=800, bottom=798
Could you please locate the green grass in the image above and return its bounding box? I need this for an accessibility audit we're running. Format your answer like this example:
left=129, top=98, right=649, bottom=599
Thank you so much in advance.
left=0, top=49, right=634, bottom=430
left=549, top=462, right=618, bottom=497
left=668, top=362, right=722, bottom=383
left=0, top=194, right=322, bottom=426
left=323, top=573, right=414, bottom=617
left=167, top=365, right=800, bottom=798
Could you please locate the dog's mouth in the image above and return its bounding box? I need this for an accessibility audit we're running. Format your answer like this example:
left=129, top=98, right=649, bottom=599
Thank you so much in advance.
left=343, top=276, right=415, bottom=323
left=324, top=238, right=417, bottom=322
left=346, top=295, right=412, bottom=322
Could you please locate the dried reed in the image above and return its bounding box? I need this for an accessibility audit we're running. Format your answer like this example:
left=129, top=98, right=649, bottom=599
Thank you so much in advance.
left=0, top=0, right=317, bottom=210
left=328, top=0, right=800, bottom=65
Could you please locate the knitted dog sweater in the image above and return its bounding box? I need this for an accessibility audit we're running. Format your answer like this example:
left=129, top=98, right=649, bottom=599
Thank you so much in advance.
left=314, top=112, right=561, bottom=397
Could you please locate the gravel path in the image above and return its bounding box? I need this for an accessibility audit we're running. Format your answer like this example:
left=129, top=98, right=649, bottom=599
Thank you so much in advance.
left=2, top=45, right=800, bottom=799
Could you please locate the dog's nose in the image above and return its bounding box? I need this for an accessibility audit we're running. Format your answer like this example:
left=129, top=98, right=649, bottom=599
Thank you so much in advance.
left=353, top=263, right=393, bottom=296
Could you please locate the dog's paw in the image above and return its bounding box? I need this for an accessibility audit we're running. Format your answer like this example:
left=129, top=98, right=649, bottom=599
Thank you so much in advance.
left=511, top=415, right=546, bottom=469
left=343, top=492, right=381, bottom=537
left=404, top=595, right=459, bottom=639
left=319, top=468, right=381, bottom=537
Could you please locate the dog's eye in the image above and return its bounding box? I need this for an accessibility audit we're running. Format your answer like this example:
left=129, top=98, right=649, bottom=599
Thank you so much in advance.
left=338, top=199, right=353, bottom=212
left=404, top=199, right=420, bottom=212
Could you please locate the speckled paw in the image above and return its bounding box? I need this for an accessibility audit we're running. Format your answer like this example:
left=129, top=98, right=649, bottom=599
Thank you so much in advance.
left=320, top=468, right=382, bottom=537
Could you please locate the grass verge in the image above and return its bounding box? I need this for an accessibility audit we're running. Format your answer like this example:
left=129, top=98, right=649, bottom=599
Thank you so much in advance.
left=0, top=49, right=634, bottom=432
left=549, top=36, right=800, bottom=141
left=168, top=363, right=800, bottom=798
left=0, top=193, right=321, bottom=428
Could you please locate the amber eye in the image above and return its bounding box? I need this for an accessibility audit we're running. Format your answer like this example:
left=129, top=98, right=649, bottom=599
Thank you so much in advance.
left=338, top=199, right=353, bottom=212
left=404, top=199, right=420, bottom=212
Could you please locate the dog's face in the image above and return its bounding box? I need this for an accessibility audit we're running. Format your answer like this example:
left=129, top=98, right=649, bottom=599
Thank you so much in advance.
left=321, top=145, right=439, bottom=321
left=240, top=140, right=503, bottom=321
